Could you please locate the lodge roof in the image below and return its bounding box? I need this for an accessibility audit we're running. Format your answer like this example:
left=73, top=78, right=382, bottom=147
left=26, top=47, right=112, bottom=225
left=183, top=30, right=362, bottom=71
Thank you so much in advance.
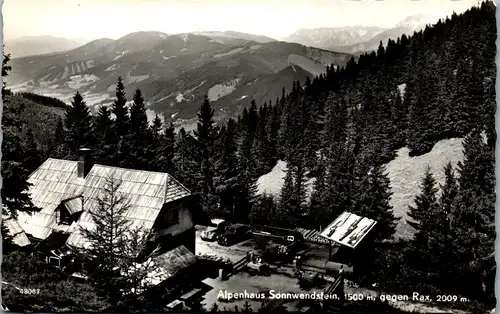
left=3, top=218, right=31, bottom=247
left=16, top=158, right=191, bottom=248
left=319, top=211, right=377, bottom=249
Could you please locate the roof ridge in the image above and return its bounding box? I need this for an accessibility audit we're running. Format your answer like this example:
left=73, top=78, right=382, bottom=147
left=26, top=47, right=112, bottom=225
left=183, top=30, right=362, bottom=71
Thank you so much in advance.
left=91, top=163, right=174, bottom=177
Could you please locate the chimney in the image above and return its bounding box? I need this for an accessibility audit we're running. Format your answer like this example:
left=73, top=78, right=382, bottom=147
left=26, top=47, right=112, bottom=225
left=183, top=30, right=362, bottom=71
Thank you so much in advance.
left=77, top=148, right=93, bottom=179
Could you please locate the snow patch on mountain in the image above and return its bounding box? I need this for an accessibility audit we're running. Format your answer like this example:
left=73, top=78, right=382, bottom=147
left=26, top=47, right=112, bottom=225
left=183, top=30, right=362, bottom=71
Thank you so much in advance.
left=113, top=49, right=132, bottom=61
left=65, top=74, right=99, bottom=89
left=207, top=78, right=240, bottom=102
left=128, top=74, right=149, bottom=84
left=214, top=47, right=244, bottom=58
left=105, top=64, right=119, bottom=72
left=176, top=93, right=185, bottom=103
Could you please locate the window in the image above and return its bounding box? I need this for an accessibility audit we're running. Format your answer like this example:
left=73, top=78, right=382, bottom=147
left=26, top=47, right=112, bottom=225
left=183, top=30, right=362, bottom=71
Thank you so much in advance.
left=165, top=207, right=179, bottom=226
left=56, top=205, right=72, bottom=225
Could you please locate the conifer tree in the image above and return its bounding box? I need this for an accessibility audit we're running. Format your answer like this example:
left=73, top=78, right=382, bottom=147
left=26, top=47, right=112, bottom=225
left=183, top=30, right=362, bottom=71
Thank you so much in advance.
left=278, top=168, right=295, bottom=228
left=62, top=91, right=94, bottom=157
left=214, top=119, right=240, bottom=219
left=308, top=160, right=327, bottom=229
left=1, top=73, right=41, bottom=219
left=128, top=89, right=149, bottom=169
left=193, top=96, right=220, bottom=215
left=428, top=162, right=458, bottom=287
left=112, top=76, right=129, bottom=136
left=173, top=128, right=198, bottom=191
left=355, top=164, right=397, bottom=242
left=94, top=106, right=114, bottom=164
left=2, top=48, right=12, bottom=95
left=407, top=166, right=439, bottom=279
left=449, top=130, right=495, bottom=299
left=249, top=194, right=278, bottom=227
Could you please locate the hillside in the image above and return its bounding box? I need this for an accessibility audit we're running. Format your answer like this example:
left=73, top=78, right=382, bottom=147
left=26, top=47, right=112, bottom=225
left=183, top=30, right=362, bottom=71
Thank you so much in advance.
left=8, top=33, right=351, bottom=120
left=3, top=94, right=66, bottom=148
left=385, top=138, right=464, bottom=239
left=257, top=138, right=465, bottom=240
left=4, top=36, right=89, bottom=58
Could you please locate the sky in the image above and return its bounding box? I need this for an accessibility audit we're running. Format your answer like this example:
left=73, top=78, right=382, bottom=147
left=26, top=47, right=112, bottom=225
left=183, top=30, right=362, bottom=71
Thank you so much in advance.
left=3, top=0, right=480, bottom=41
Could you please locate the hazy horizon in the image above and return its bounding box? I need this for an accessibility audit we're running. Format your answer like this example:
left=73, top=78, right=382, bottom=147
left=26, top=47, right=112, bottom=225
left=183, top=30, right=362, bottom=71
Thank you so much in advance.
left=4, top=0, right=479, bottom=41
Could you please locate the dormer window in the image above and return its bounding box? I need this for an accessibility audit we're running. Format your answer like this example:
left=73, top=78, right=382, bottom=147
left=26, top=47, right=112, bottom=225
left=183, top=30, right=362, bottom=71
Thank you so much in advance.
left=56, top=206, right=72, bottom=225
left=57, top=196, right=83, bottom=225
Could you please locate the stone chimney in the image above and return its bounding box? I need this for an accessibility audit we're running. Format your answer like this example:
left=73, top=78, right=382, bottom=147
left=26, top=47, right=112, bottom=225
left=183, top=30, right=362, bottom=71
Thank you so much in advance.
left=77, top=148, right=93, bottom=179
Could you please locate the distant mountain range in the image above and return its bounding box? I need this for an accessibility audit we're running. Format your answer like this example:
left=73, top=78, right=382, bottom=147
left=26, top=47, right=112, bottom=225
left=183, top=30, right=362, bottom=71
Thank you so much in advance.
left=284, top=14, right=438, bottom=53
left=4, top=36, right=90, bottom=58
left=5, top=14, right=436, bottom=122
left=7, top=31, right=351, bottom=121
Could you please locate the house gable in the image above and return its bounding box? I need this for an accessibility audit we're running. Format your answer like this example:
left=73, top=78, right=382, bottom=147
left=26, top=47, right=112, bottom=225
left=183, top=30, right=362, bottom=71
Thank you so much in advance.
left=15, top=158, right=192, bottom=250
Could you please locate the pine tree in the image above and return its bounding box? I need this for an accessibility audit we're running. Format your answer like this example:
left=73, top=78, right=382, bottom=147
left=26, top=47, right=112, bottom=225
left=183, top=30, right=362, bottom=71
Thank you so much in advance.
left=449, top=130, right=495, bottom=299
left=127, top=89, right=150, bottom=169
left=2, top=48, right=12, bottom=95
left=1, top=84, right=40, bottom=219
left=249, top=194, right=278, bottom=227
left=407, top=166, right=439, bottom=279
left=112, top=76, right=129, bottom=136
left=193, top=96, right=220, bottom=215
left=94, top=106, right=114, bottom=164
left=154, top=122, right=176, bottom=174
left=428, top=162, right=458, bottom=287
left=214, top=119, right=240, bottom=219
left=173, top=128, right=199, bottom=191
left=79, top=176, right=164, bottom=307
left=355, top=164, right=398, bottom=242
left=109, top=77, right=131, bottom=167
left=62, top=91, right=94, bottom=157
left=308, top=160, right=327, bottom=229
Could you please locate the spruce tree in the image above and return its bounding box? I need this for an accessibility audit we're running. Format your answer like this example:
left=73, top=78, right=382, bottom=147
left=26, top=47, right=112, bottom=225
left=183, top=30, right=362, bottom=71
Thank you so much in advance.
left=193, top=96, right=220, bottom=215
left=112, top=76, right=129, bottom=136
left=1, top=75, right=40, bottom=219
left=428, top=162, right=458, bottom=287
left=449, top=130, right=495, bottom=299
left=214, top=119, right=240, bottom=219
left=159, top=122, right=177, bottom=173
left=407, top=166, right=439, bottom=279
left=62, top=91, right=94, bottom=157
left=128, top=89, right=150, bottom=169
left=173, top=128, right=198, bottom=191
left=356, top=164, right=398, bottom=242
left=2, top=48, right=12, bottom=95
left=308, top=160, right=327, bottom=229
left=94, top=106, right=114, bottom=164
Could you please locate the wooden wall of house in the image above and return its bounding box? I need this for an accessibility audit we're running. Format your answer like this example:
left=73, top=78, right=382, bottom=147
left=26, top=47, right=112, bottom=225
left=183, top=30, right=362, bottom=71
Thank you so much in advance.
left=155, top=197, right=194, bottom=238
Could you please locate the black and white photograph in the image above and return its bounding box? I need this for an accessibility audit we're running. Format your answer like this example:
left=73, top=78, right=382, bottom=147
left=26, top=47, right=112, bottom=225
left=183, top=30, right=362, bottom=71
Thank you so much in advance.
left=0, top=0, right=497, bottom=312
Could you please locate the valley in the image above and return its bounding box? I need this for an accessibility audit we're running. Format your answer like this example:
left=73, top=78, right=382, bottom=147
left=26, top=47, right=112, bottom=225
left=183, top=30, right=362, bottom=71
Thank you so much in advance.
left=6, top=31, right=351, bottom=122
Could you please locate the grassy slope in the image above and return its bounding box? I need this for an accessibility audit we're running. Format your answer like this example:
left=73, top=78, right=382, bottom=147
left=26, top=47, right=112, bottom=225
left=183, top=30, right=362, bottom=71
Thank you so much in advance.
left=386, top=137, right=464, bottom=239
left=256, top=138, right=465, bottom=239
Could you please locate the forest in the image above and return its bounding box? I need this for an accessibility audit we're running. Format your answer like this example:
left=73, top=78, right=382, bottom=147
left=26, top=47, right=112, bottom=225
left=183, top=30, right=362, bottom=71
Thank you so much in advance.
left=1, top=2, right=496, bottom=312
